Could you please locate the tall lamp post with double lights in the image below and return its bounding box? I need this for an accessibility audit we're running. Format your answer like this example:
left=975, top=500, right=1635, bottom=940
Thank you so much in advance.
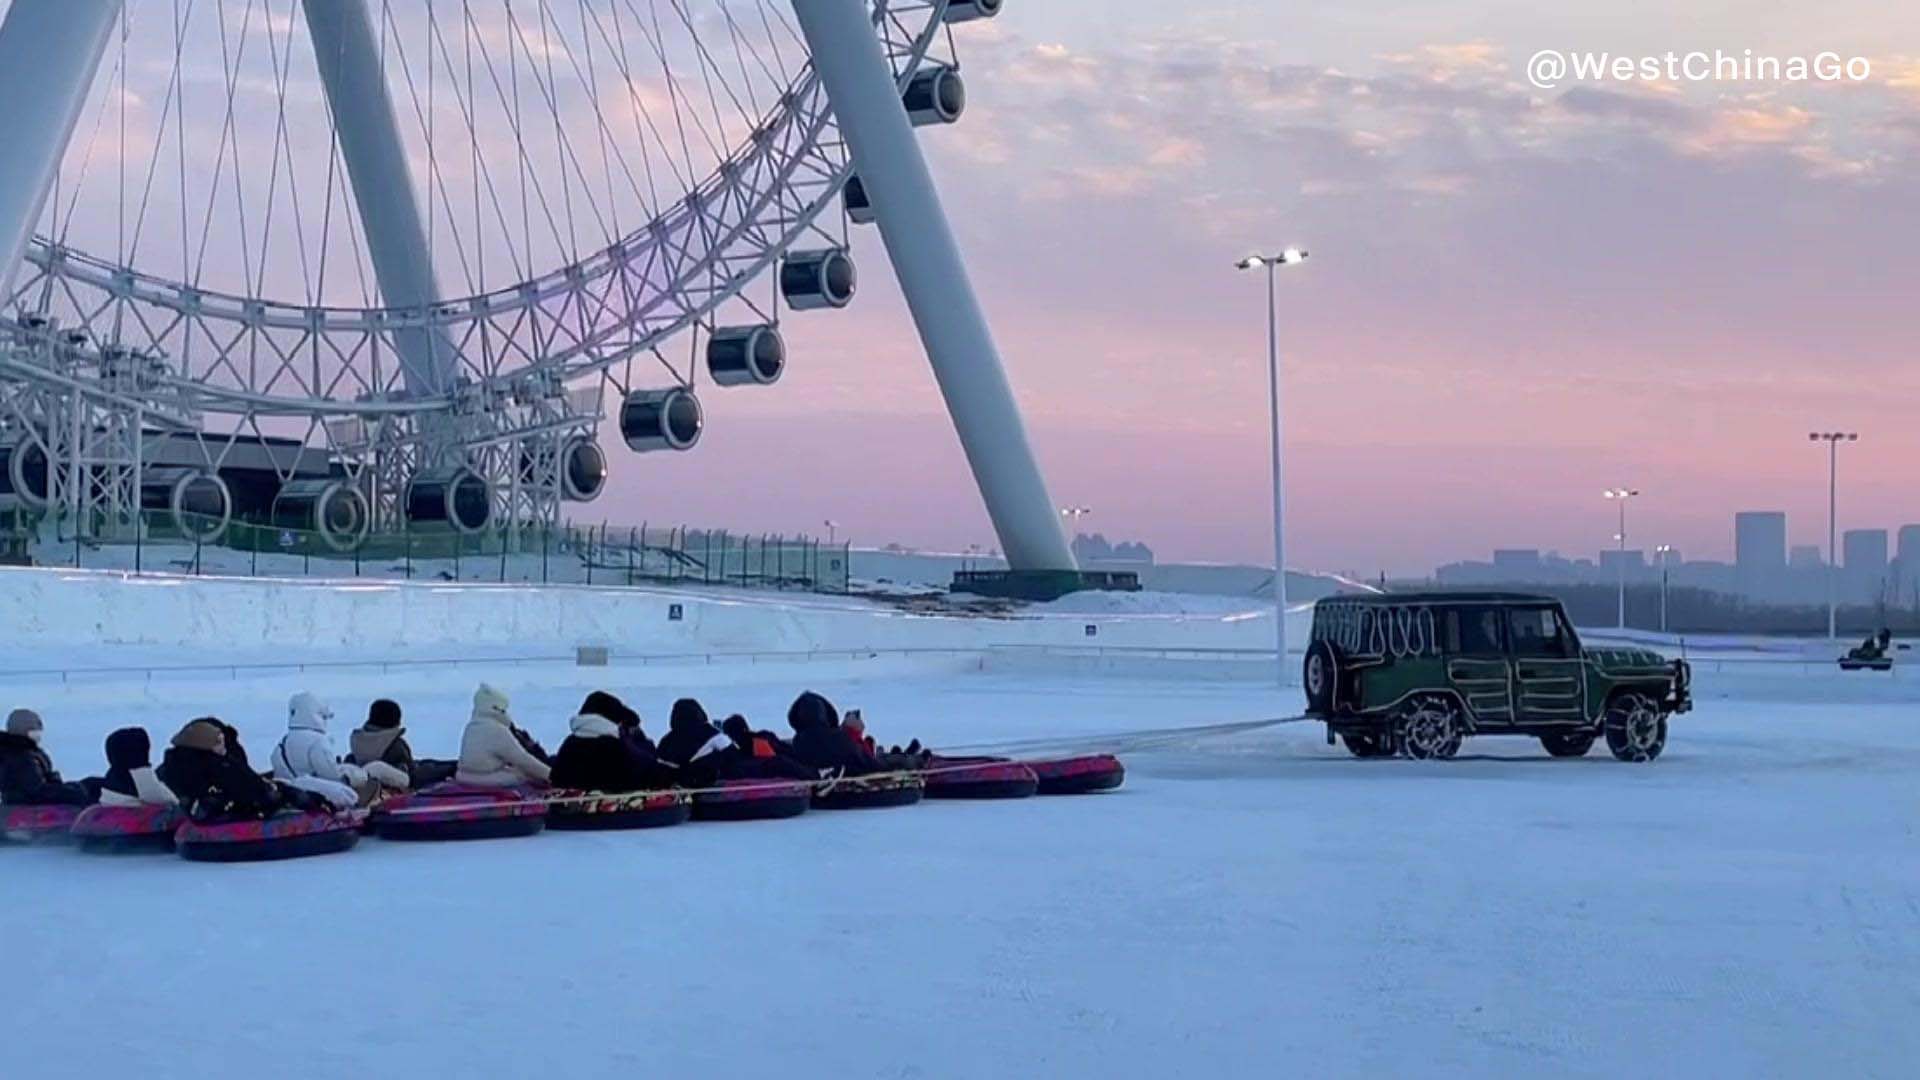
left=1237, top=247, right=1308, bottom=687
left=1810, top=431, right=1858, bottom=640
left=1603, top=488, right=1640, bottom=629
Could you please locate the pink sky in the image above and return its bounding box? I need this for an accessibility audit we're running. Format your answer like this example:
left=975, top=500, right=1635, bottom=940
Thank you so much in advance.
left=37, top=2, right=1917, bottom=576
left=599, top=9, right=1920, bottom=574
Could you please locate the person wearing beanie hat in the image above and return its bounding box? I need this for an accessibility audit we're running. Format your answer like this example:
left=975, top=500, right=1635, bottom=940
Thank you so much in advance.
left=455, top=683, right=551, bottom=788
left=549, top=691, right=678, bottom=793
left=348, top=698, right=433, bottom=790
left=270, top=692, right=380, bottom=810
left=158, top=718, right=284, bottom=820
left=97, top=728, right=179, bottom=808
left=0, top=708, right=98, bottom=806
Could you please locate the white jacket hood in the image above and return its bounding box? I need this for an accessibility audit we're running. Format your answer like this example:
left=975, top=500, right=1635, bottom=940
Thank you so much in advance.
left=569, top=713, right=621, bottom=738
left=472, top=683, right=512, bottom=726
left=289, top=692, right=332, bottom=734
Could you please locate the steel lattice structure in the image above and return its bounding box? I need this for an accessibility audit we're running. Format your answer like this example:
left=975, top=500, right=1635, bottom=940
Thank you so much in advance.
left=0, top=0, right=1074, bottom=570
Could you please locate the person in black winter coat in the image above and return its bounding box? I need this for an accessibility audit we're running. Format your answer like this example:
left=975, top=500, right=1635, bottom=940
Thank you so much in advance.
left=719, top=714, right=816, bottom=781
left=98, top=727, right=179, bottom=808
left=550, top=693, right=677, bottom=792
left=657, top=698, right=743, bottom=788
left=0, top=709, right=98, bottom=806
left=786, top=691, right=882, bottom=775
left=157, top=718, right=285, bottom=820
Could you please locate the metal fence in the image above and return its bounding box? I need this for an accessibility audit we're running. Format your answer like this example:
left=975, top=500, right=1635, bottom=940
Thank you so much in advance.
left=0, top=507, right=850, bottom=593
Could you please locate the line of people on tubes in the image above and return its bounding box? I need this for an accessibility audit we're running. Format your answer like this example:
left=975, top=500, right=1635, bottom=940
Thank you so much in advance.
left=0, top=686, right=928, bottom=821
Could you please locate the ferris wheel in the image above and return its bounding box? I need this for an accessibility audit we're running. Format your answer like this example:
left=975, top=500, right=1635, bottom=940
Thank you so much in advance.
left=0, top=0, right=1071, bottom=570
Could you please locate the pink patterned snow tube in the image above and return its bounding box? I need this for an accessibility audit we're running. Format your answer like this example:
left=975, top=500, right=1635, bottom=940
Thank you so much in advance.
left=70, top=803, right=184, bottom=852
left=691, top=778, right=812, bottom=822
left=919, top=757, right=1040, bottom=800
left=0, top=804, right=84, bottom=841
left=372, top=783, right=546, bottom=842
left=1024, top=754, right=1126, bottom=795
left=177, top=809, right=369, bottom=862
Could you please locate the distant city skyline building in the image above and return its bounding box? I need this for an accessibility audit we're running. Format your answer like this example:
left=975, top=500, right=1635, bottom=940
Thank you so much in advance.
left=1843, top=529, right=1888, bottom=573
left=1598, top=549, right=1647, bottom=573
left=1735, top=512, right=1788, bottom=570
left=1790, top=544, right=1825, bottom=569
left=1735, top=511, right=1788, bottom=601
left=1898, top=525, right=1920, bottom=574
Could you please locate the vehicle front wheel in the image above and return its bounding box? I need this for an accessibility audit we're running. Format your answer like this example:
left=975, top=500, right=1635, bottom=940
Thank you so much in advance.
left=1603, top=693, right=1667, bottom=762
left=1341, top=732, right=1394, bottom=759
left=1396, top=695, right=1464, bottom=760
left=1539, top=732, right=1596, bottom=758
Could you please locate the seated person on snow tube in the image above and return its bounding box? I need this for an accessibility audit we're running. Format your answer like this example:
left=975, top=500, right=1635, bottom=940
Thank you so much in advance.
left=843, top=711, right=928, bottom=770
left=0, top=709, right=100, bottom=806
left=550, top=692, right=679, bottom=793
left=657, top=699, right=742, bottom=788
left=97, top=727, right=180, bottom=809
left=349, top=699, right=456, bottom=789
left=1849, top=629, right=1893, bottom=661
left=274, top=693, right=407, bottom=810
left=455, top=684, right=552, bottom=790
left=786, top=691, right=884, bottom=776
left=159, top=718, right=290, bottom=819
left=719, top=713, right=817, bottom=782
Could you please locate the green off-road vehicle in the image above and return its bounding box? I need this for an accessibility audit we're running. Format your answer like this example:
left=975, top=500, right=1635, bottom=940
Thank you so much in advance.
left=1304, top=592, right=1690, bottom=762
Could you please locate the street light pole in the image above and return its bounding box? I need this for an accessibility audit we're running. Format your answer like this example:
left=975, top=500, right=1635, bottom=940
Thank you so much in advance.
left=1603, top=488, right=1640, bottom=629
left=1237, top=248, right=1307, bottom=687
left=1810, top=432, right=1859, bottom=640
left=1655, top=544, right=1673, bottom=633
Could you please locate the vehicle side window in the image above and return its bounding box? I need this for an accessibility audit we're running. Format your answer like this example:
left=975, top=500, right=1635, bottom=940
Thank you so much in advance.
left=1509, top=608, right=1575, bottom=658
left=1445, top=607, right=1504, bottom=656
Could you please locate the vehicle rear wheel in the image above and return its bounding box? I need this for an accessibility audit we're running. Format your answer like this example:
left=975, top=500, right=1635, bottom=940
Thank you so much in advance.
left=1539, top=732, right=1596, bottom=758
left=1396, top=695, right=1463, bottom=760
left=1603, top=693, right=1667, bottom=762
left=1304, top=641, right=1341, bottom=714
left=1341, top=732, right=1394, bottom=759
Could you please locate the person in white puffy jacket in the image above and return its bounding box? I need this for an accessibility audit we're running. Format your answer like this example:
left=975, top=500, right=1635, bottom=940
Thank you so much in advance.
left=455, top=683, right=552, bottom=789
left=273, top=692, right=407, bottom=809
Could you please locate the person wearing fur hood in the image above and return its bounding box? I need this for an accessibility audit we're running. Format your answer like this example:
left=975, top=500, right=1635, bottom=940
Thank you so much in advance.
left=549, top=692, right=677, bottom=793
left=455, top=684, right=552, bottom=789
left=97, top=727, right=179, bottom=808
left=273, top=692, right=407, bottom=809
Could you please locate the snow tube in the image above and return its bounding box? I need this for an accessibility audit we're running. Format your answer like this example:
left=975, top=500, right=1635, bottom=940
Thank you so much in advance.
left=546, top=790, right=692, bottom=831
left=70, top=803, right=184, bottom=853
left=1, top=804, right=83, bottom=843
left=691, top=778, right=812, bottom=822
left=813, top=772, right=925, bottom=810
left=373, top=783, right=546, bottom=842
left=1026, top=754, right=1126, bottom=795
left=177, top=809, right=367, bottom=863
left=920, top=756, right=1039, bottom=800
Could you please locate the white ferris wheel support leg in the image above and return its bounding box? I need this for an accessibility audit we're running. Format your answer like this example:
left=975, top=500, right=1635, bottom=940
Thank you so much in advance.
left=0, top=0, right=125, bottom=299
left=792, top=0, right=1075, bottom=572
left=304, top=0, right=457, bottom=400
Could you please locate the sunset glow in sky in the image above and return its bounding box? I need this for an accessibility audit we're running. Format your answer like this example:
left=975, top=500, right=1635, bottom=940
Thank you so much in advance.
left=615, top=1, right=1917, bottom=574
left=30, top=1, right=1919, bottom=576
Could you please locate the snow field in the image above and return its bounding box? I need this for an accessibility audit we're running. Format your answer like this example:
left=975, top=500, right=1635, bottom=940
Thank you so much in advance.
left=3, top=566, right=1917, bottom=1077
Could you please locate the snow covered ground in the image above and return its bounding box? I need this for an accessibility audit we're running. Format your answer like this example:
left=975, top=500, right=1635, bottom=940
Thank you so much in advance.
left=4, top=568, right=1918, bottom=1077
